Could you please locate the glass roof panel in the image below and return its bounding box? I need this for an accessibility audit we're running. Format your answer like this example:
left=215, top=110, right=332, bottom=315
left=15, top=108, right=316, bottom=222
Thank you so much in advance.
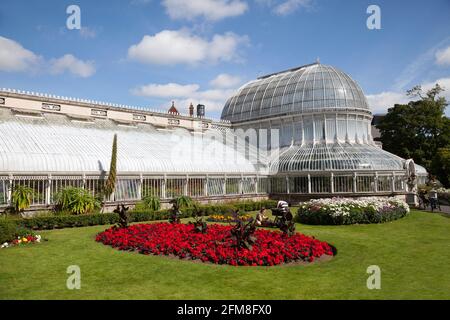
left=221, top=63, right=370, bottom=123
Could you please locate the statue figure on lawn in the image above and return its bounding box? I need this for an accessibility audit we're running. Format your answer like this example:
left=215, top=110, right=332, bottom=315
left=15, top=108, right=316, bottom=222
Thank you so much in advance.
left=405, top=159, right=417, bottom=193
left=255, top=207, right=270, bottom=227
left=168, top=199, right=181, bottom=224
left=270, top=200, right=296, bottom=236
left=190, top=209, right=207, bottom=233
left=113, top=204, right=129, bottom=228
left=278, top=207, right=296, bottom=236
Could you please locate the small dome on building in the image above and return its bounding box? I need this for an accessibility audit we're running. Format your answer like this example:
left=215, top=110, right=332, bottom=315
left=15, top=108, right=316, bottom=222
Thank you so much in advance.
left=168, top=101, right=179, bottom=115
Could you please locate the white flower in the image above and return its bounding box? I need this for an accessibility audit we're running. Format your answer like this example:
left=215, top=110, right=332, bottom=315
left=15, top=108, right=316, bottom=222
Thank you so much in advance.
left=302, top=196, right=409, bottom=217
left=1, top=242, right=9, bottom=248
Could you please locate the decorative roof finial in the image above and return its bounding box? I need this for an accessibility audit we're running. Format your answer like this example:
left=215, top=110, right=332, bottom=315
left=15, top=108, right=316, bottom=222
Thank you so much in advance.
left=168, top=101, right=179, bottom=115
left=189, top=102, right=194, bottom=117
left=316, top=57, right=320, bottom=64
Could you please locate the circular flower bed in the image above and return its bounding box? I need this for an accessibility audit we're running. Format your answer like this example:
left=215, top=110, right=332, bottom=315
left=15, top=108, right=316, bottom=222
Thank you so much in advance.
left=296, top=197, right=410, bottom=225
left=96, top=223, right=334, bottom=266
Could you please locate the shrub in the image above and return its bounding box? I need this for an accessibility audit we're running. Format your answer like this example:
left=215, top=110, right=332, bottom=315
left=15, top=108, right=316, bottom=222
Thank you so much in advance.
left=230, top=200, right=277, bottom=212
left=296, top=197, right=410, bottom=225
left=0, top=219, right=34, bottom=243
left=174, top=196, right=194, bottom=209
left=54, top=187, right=100, bottom=215
left=14, top=211, right=156, bottom=230
left=11, top=185, right=34, bottom=213
left=141, top=196, right=161, bottom=211
left=6, top=199, right=274, bottom=231
left=437, top=188, right=450, bottom=205
left=207, top=214, right=252, bottom=223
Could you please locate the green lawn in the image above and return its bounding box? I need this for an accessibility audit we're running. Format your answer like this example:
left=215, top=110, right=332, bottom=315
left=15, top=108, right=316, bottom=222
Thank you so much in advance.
left=0, top=210, right=449, bottom=299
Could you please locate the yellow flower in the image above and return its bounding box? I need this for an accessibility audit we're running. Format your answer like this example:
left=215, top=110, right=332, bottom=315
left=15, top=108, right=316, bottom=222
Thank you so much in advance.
left=22, top=238, right=28, bottom=243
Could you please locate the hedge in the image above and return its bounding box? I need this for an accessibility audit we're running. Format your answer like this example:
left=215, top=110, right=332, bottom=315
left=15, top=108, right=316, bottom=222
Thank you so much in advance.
left=1, top=199, right=278, bottom=232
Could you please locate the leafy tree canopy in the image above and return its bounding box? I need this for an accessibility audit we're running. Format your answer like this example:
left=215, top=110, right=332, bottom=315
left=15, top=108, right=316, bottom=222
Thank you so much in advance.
left=377, top=84, right=450, bottom=186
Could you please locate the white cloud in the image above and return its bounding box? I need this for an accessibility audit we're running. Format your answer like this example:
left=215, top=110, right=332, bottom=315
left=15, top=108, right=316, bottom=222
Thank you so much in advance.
left=128, top=29, right=248, bottom=65
left=131, top=83, right=200, bottom=98
left=162, top=0, right=248, bottom=21
left=210, top=73, right=242, bottom=88
left=366, top=92, right=409, bottom=114
left=256, top=0, right=312, bottom=16
left=0, top=36, right=41, bottom=72
left=132, top=83, right=235, bottom=102
left=274, top=0, right=312, bottom=15
left=131, top=76, right=241, bottom=112
left=435, top=46, right=450, bottom=66
left=394, top=38, right=450, bottom=90
left=50, top=54, right=96, bottom=78
left=208, top=33, right=249, bottom=63
left=0, top=36, right=96, bottom=78
left=367, top=76, right=450, bottom=114
left=422, top=77, right=450, bottom=96
left=196, top=88, right=236, bottom=101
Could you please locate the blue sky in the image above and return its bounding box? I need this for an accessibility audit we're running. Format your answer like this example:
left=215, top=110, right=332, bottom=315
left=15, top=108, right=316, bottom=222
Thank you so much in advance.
left=1, top=0, right=450, bottom=118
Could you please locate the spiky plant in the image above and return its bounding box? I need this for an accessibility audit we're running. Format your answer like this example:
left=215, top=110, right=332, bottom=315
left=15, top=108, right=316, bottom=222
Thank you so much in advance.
left=175, top=195, right=193, bottom=209
left=104, top=134, right=117, bottom=201
left=54, top=187, right=99, bottom=215
left=190, top=210, right=207, bottom=234
left=142, top=195, right=161, bottom=211
left=11, top=185, right=34, bottom=214
left=231, top=218, right=257, bottom=250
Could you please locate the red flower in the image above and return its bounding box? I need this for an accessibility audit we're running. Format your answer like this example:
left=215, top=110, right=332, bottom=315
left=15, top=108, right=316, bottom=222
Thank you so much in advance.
left=96, top=223, right=334, bottom=266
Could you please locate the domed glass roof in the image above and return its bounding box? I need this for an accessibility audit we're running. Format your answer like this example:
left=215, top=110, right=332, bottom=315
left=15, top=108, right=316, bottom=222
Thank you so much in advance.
left=221, top=63, right=370, bottom=123
left=270, top=143, right=405, bottom=173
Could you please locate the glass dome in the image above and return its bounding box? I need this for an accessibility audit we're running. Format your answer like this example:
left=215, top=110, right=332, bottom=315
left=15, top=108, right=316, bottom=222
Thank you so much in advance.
left=219, top=62, right=416, bottom=195
left=221, top=63, right=370, bottom=123
left=271, top=143, right=405, bottom=173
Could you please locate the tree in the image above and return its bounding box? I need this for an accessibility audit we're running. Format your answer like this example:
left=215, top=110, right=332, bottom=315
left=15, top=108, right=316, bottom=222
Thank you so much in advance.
left=377, top=84, right=450, bottom=187
left=432, top=147, right=450, bottom=187
left=104, top=134, right=118, bottom=202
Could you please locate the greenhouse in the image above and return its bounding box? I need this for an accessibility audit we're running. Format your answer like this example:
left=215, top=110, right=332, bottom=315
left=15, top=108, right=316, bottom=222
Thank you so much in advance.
left=0, top=62, right=427, bottom=211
